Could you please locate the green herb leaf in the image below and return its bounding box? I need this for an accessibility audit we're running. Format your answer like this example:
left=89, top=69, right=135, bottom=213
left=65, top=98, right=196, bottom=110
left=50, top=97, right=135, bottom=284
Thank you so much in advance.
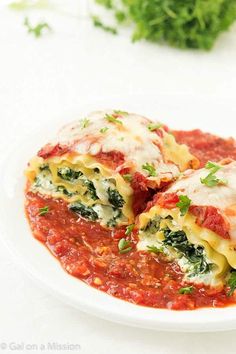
left=80, top=118, right=90, bottom=129
left=201, top=161, right=228, bottom=187
left=125, top=224, right=135, bottom=235
left=200, top=174, right=228, bottom=188
left=105, top=113, right=123, bottom=125
left=176, top=195, right=191, bottom=216
left=142, top=163, right=157, bottom=177
left=205, top=161, right=221, bottom=173
left=123, top=174, right=132, bottom=182
left=147, top=122, right=163, bottom=131
left=227, top=271, right=236, bottom=296
left=92, top=16, right=117, bottom=35
left=95, top=0, right=236, bottom=50
left=147, top=245, right=163, bottom=254
left=24, top=17, right=51, bottom=38
left=118, top=238, right=132, bottom=254
left=113, top=110, right=128, bottom=115
left=38, top=206, right=49, bottom=216
left=100, top=127, right=109, bottom=133
left=179, top=286, right=194, bottom=295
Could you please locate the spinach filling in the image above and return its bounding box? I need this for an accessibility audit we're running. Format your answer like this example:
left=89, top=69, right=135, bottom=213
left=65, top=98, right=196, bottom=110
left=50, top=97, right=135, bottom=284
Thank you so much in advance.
left=69, top=201, right=99, bottom=221
left=57, top=167, right=83, bottom=181
left=141, top=215, right=162, bottom=234
left=141, top=214, right=212, bottom=278
left=163, top=229, right=212, bottom=276
left=107, top=187, right=125, bottom=208
left=33, top=165, right=126, bottom=227
left=57, top=167, right=98, bottom=200
left=106, top=208, right=122, bottom=227
left=56, top=185, right=75, bottom=197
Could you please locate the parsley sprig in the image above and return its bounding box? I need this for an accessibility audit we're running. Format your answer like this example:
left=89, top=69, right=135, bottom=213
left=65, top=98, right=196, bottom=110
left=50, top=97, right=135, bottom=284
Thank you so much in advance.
left=176, top=195, right=191, bottom=216
left=147, top=122, right=163, bottom=131
left=24, top=17, right=51, bottom=38
left=100, top=127, right=109, bottom=133
left=95, top=0, right=236, bottom=50
left=123, top=174, right=132, bottom=182
left=113, top=110, right=128, bottom=115
left=38, top=206, right=49, bottom=216
left=80, top=118, right=90, bottom=129
left=147, top=245, right=163, bottom=254
left=201, top=161, right=228, bottom=187
left=105, top=114, right=123, bottom=125
left=179, top=286, right=194, bottom=295
left=118, top=238, right=132, bottom=254
left=92, top=16, right=117, bottom=35
left=142, top=162, right=157, bottom=177
left=125, top=224, right=135, bottom=235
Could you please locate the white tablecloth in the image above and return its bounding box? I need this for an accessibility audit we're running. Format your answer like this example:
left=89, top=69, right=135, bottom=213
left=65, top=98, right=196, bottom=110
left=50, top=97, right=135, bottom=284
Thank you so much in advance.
left=1, top=2, right=236, bottom=353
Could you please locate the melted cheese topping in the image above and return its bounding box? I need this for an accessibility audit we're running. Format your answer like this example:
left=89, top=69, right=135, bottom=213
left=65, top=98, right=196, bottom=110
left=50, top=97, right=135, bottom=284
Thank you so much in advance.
left=51, top=110, right=198, bottom=183
left=169, top=161, right=236, bottom=241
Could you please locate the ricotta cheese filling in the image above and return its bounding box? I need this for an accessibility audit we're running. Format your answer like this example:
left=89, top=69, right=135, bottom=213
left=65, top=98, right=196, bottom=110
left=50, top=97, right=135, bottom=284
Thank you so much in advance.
left=137, top=215, right=222, bottom=286
left=31, top=165, right=128, bottom=227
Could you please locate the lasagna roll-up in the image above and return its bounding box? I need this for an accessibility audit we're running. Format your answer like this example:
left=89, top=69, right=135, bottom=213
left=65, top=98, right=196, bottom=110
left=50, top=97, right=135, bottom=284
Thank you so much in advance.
left=137, top=161, right=236, bottom=287
left=25, top=110, right=198, bottom=228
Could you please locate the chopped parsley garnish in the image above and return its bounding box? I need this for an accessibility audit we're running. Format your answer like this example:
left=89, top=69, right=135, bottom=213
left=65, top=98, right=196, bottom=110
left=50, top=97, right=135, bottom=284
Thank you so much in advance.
left=147, top=245, right=163, bottom=254
left=147, top=122, right=163, bottom=131
left=105, top=114, right=123, bottom=125
left=92, top=15, right=117, bottom=35
left=125, top=224, right=135, bottom=235
left=227, top=271, right=236, bottom=296
left=118, top=238, right=132, bottom=254
left=179, top=286, right=194, bottom=295
left=38, top=206, right=49, bottom=216
left=142, top=162, right=157, bottom=177
left=123, top=174, right=132, bottom=182
left=113, top=110, right=128, bottom=115
left=201, top=161, right=228, bottom=187
left=100, top=127, right=109, bottom=133
left=24, top=17, right=51, bottom=38
left=205, top=161, right=221, bottom=173
left=80, top=118, right=90, bottom=129
left=176, top=195, right=191, bottom=216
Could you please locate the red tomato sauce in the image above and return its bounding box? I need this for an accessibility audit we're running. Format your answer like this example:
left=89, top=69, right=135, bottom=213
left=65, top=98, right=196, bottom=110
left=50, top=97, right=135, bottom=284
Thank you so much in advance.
left=173, top=129, right=236, bottom=167
left=25, top=129, right=236, bottom=310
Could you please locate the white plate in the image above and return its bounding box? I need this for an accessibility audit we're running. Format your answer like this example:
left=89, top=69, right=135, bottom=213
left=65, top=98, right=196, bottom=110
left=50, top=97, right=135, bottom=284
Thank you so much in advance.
left=1, top=94, right=236, bottom=332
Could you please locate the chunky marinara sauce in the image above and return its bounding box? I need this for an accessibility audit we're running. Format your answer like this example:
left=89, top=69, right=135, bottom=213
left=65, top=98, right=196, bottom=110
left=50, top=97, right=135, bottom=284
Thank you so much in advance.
left=25, top=130, right=236, bottom=310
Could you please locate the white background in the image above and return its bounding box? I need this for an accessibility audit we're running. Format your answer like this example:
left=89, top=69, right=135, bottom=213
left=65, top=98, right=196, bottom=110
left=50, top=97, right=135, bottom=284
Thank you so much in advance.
left=1, top=1, right=236, bottom=353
